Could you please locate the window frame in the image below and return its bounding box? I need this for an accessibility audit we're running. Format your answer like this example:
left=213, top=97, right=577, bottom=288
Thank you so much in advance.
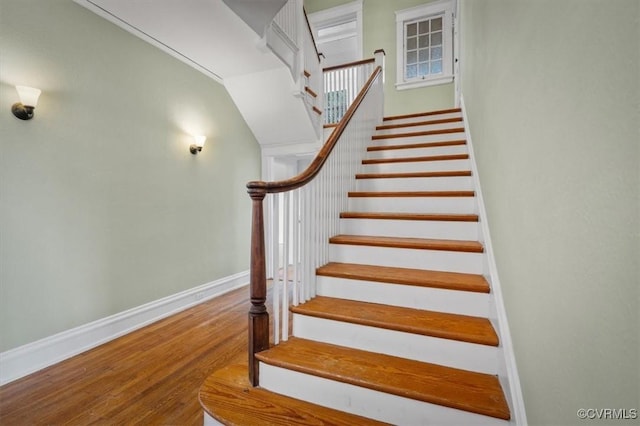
left=395, top=0, right=455, bottom=90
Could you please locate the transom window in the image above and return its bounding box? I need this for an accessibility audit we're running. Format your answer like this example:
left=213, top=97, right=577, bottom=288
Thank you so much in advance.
left=396, top=0, right=454, bottom=90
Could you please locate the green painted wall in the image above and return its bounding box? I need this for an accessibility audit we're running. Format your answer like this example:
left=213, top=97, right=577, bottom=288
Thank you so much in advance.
left=305, top=0, right=455, bottom=115
left=459, top=0, right=639, bottom=424
left=0, top=0, right=260, bottom=352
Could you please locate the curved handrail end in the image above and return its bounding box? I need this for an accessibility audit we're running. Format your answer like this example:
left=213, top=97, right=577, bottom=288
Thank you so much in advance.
left=247, top=180, right=268, bottom=198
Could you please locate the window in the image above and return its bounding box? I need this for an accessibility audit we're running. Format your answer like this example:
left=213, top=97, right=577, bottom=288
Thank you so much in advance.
left=395, top=0, right=454, bottom=90
left=325, top=89, right=348, bottom=123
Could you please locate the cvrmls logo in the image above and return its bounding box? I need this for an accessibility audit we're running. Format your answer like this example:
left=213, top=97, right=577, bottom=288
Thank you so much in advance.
left=577, top=408, right=638, bottom=420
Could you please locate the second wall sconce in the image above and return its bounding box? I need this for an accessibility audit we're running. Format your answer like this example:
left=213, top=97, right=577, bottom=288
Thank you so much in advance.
left=12, top=85, right=42, bottom=120
left=190, top=135, right=206, bottom=154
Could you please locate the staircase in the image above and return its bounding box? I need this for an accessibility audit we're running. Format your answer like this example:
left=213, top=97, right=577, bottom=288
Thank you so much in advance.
left=200, top=107, right=515, bottom=425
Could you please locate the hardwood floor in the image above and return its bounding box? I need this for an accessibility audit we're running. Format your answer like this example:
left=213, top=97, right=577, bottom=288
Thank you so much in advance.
left=0, top=285, right=254, bottom=425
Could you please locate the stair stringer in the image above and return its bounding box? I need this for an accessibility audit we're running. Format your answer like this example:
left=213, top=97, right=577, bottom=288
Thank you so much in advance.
left=461, top=95, right=528, bottom=426
left=221, top=0, right=288, bottom=39
left=224, top=66, right=320, bottom=147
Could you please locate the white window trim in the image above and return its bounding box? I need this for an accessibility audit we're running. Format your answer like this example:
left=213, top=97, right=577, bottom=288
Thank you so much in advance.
left=308, top=0, right=363, bottom=61
left=395, top=0, right=455, bottom=90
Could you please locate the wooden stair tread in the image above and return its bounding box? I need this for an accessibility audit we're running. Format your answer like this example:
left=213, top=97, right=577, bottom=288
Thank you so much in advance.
left=372, top=127, right=464, bottom=140
left=355, top=170, right=471, bottom=179
left=340, top=212, right=479, bottom=221
left=363, top=153, right=468, bottom=164
left=367, top=139, right=466, bottom=152
left=256, top=338, right=510, bottom=420
left=348, top=190, right=475, bottom=197
left=329, top=234, right=484, bottom=253
left=317, top=262, right=490, bottom=293
left=199, top=363, right=389, bottom=426
left=304, top=86, right=318, bottom=98
left=291, top=296, right=498, bottom=346
left=376, top=117, right=463, bottom=130
left=383, top=108, right=461, bottom=121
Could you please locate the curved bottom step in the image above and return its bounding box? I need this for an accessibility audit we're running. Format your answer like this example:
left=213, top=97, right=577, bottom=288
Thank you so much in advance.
left=199, top=363, right=388, bottom=425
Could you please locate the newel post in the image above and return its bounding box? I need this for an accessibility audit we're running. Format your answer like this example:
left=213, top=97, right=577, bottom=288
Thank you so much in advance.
left=247, top=183, right=269, bottom=387
left=374, top=48, right=386, bottom=83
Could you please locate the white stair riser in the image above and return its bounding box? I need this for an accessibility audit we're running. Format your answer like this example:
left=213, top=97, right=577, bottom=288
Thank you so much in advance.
left=348, top=196, right=476, bottom=214
left=383, top=111, right=462, bottom=125
left=340, top=218, right=479, bottom=241
left=317, top=275, right=490, bottom=317
left=204, top=413, right=224, bottom=426
left=356, top=176, right=473, bottom=192
left=370, top=131, right=466, bottom=146
left=365, top=144, right=467, bottom=159
left=329, top=244, right=484, bottom=274
left=260, top=363, right=509, bottom=426
left=362, top=159, right=471, bottom=174
left=375, top=121, right=464, bottom=135
left=293, top=315, right=499, bottom=374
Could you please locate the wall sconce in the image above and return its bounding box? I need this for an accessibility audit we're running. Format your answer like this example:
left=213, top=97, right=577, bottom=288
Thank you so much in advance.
left=11, top=86, right=42, bottom=120
left=190, top=135, right=206, bottom=154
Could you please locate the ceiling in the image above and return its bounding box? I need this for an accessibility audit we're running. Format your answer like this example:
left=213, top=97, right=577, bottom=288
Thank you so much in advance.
left=75, top=0, right=286, bottom=83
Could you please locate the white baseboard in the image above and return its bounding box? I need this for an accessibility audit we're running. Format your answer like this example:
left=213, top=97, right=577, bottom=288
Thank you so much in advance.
left=0, top=271, right=249, bottom=386
left=459, top=95, right=527, bottom=425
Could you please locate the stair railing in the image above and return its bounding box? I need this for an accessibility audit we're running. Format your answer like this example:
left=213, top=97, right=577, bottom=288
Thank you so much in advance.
left=324, top=50, right=386, bottom=126
left=271, top=0, right=324, bottom=136
left=247, top=64, right=384, bottom=386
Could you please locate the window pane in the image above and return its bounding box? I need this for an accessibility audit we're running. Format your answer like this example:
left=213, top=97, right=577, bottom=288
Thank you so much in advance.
left=431, top=60, right=442, bottom=74
left=418, top=20, right=429, bottom=34
left=406, top=64, right=417, bottom=79
left=418, top=35, right=429, bottom=48
left=432, top=31, right=442, bottom=46
left=418, top=48, right=429, bottom=62
left=407, top=23, right=417, bottom=37
left=431, top=46, right=442, bottom=60
left=406, top=51, right=417, bottom=64
left=432, top=17, right=442, bottom=31
left=407, top=37, right=417, bottom=50
left=418, top=62, right=429, bottom=76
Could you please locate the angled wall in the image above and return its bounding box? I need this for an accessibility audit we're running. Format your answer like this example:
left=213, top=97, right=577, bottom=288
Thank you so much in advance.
left=459, top=1, right=639, bottom=425
left=0, top=0, right=260, bottom=353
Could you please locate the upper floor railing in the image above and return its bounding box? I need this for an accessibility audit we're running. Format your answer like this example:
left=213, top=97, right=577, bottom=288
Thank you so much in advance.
left=273, top=0, right=298, bottom=45
left=323, top=49, right=386, bottom=127
left=269, top=0, right=324, bottom=137
left=246, top=65, right=384, bottom=386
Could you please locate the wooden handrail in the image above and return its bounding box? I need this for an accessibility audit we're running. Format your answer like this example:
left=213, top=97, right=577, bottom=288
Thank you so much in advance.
left=323, top=57, right=375, bottom=73
left=246, top=65, right=382, bottom=386
left=303, top=6, right=321, bottom=61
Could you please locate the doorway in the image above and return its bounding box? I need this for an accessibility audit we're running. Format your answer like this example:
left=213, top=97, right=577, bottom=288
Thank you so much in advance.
left=308, top=0, right=363, bottom=68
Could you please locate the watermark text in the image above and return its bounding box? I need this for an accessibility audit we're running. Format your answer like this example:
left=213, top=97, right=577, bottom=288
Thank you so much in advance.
left=577, top=408, right=638, bottom=420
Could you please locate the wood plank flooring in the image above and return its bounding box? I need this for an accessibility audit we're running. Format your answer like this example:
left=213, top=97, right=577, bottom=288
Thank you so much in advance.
left=0, top=285, right=254, bottom=425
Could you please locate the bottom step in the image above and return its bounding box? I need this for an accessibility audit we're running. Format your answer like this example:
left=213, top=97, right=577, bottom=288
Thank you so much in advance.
left=257, top=337, right=510, bottom=424
left=199, top=363, right=388, bottom=425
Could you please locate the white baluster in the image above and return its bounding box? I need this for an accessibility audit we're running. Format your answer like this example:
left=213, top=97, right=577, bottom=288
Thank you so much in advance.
left=271, top=193, right=280, bottom=345
left=282, top=192, right=290, bottom=341
left=291, top=189, right=298, bottom=307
